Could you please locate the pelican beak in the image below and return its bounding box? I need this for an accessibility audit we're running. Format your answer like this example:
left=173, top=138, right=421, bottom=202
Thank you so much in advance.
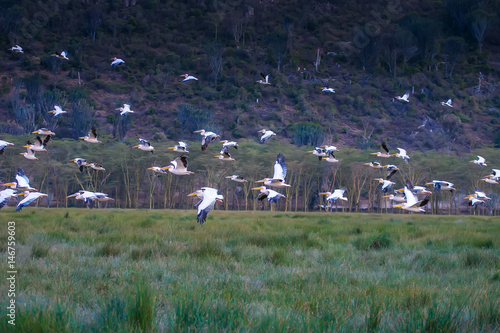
left=187, top=192, right=199, bottom=197
left=370, top=153, right=378, bottom=155
left=225, top=176, right=232, bottom=179
left=220, top=140, right=227, bottom=143
left=251, top=187, right=263, bottom=190
left=16, top=192, right=27, bottom=197
left=282, top=195, right=286, bottom=198
left=318, top=192, right=329, bottom=196
left=374, top=178, right=383, bottom=181
left=425, top=182, right=434, bottom=185
left=66, top=193, right=79, bottom=198
left=396, top=188, right=404, bottom=192
left=2, top=182, right=16, bottom=187
left=394, top=204, right=404, bottom=208
left=382, top=195, right=390, bottom=198
left=255, top=179, right=266, bottom=183
left=132, top=145, right=138, bottom=148
left=193, top=130, right=202, bottom=133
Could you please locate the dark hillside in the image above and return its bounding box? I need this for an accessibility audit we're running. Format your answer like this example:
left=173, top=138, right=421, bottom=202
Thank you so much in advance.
left=0, top=0, right=499, bottom=150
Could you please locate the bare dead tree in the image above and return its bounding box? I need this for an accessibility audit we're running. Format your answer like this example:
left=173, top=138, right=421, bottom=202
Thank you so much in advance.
left=266, top=31, right=288, bottom=72
left=86, top=6, right=103, bottom=43
left=204, top=42, right=224, bottom=87
left=468, top=10, right=493, bottom=52
left=313, top=48, right=321, bottom=72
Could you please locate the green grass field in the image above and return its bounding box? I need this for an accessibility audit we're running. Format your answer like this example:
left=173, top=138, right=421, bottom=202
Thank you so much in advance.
left=1, top=209, right=499, bottom=332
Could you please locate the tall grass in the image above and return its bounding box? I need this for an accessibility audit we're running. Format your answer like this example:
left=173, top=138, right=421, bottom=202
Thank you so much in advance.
left=0, top=209, right=498, bottom=332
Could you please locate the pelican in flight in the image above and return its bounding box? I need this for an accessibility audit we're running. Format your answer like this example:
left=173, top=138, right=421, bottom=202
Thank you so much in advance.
left=164, top=156, right=194, bottom=175
left=394, top=181, right=430, bottom=213
left=382, top=191, right=406, bottom=203
left=392, top=148, right=410, bottom=163
left=3, top=169, right=36, bottom=191
left=323, top=150, right=339, bottom=163
left=252, top=186, right=286, bottom=203
left=181, top=74, right=198, bottom=81
left=70, top=158, right=87, bottom=172
left=33, top=128, right=55, bottom=136
left=116, top=103, right=134, bottom=116
left=375, top=166, right=397, bottom=193
left=258, top=129, right=276, bottom=144
left=188, top=187, right=223, bottom=224
left=16, top=191, right=48, bottom=211
left=52, top=51, right=69, bottom=60
left=394, top=92, right=409, bottom=103
left=79, top=126, right=101, bottom=143
left=194, top=129, right=220, bottom=151
left=9, top=45, right=24, bottom=53
left=215, top=146, right=235, bottom=161
left=465, top=188, right=491, bottom=201
left=321, top=145, right=338, bottom=153
left=67, top=190, right=112, bottom=209
left=441, top=99, right=453, bottom=107
left=111, top=57, right=125, bottom=66
left=468, top=197, right=485, bottom=207
left=319, top=187, right=348, bottom=203
left=481, top=176, right=498, bottom=185
left=470, top=155, right=487, bottom=167
left=257, top=73, right=270, bottom=85
left=133, top=139, right=155, bottom=153
left=365, top=161, right=383, bottom=169
left=0, top=140, right=14, bottom=154
left=321, top=87, right=335, bottom=93
left=48, top=105, right=68, bottom=117
left=371, top=142, right=392, bottom=158
left=25, top=136, right=50, bottom=152
left=147, top=166, right=168, bottom=174
left=486, top=169, right=500, bottom=181
left=20, top=147, right=37, bottom=160
left=309, top=147, right=328, bottom=160
left=168, top=141, right=189, bottom=153
left=220, top=140, right=238, bottom=153
left=256, top=153, right=290, bottom=188
left=0, top=189, right=17, bottom=209
left=426, top=180, right=455, bottom=192
left=87, top=163, right=105, bottom=171
left=226, top=175, right=248, bottom=183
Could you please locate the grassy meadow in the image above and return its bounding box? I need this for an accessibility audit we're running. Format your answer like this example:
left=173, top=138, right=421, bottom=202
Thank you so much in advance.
left=1, top=208, right=499, bottom=332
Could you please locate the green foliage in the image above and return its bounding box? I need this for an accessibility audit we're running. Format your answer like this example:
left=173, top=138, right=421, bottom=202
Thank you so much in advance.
left=177, top=103, right=214, bottom=135
left=292, top=121, right=324, bottom=146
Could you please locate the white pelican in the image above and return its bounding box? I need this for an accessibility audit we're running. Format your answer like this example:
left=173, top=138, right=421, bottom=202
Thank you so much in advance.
left=394, top=92, right=409, bottom=103
left=470, top=155, right=487, bottom=167
left=365, top=161, right=383, bottom=169
left=163, top=156, right=194, bottom=175
left=48, top=105, right=67, bottom=117
left=189, top=187, right=223, bottom=224
left=322, top=150, right=339, bottom=163
left=441, top=99, right=453, bottom=107
left=133, top=139, right=155, bottom=153
left=3, top=169, right=36, bottom=191
left=16, top=191, right=48, bottom=211
left=0, top=189, right=17, bottom=209
left=258, top=129, right=276, bottom=144
left=468, top=188, right=491, bottom=200
left=215, top=146, right=235, bottom=161
left=257, top=73, right=270, bottom=85
left=487, top=169, right=500, bottom=181
left=426, top=180, right=455, bottom=192
left=116, top=103, right=134, bottom=116
left=252, top=186, right=285, bottom=203
left=33, top=128, right=55, bottom=136
left=220, top=140, right=238, bottom=153
left=411, top=186, right=433, bottom=195
left=256, top=153, right=290, bottom=188
left=481, top=176, right=498, bottom=185
left=393, top=185, right=430, bottom=213
left=9, top=45, right=24, bottom=53
left=181, top=74, right=198, bottom=82
left=67, top=190, right=112, bottom=209
left=308, top=147, right=328, bottom=160
left=225, top=175, right=247, bottom=183
left=111, top=57, right=125, bottom=66
left=468, top=197, right=485, bottom=207
left=168, top=141, right=189, bottom=153
left=70, top=158, right=87, bottom=172
left=20, top=147, right=37, bottom=160
left=147, top=166, right=168, bottom=174
left=25, top=136, right=50, bottom=152
left=321, top=87, right=335, bottom=93
left=321, top=145, right=338, bottom=154
left=384, top=165, right=400, bottom=178
left=51, top=51, right=69, bottom=60
left=0, top=140, right=14, bottom=154
left=193, top=129, right=220, bottom=151
left=187, top=189, right=204, bottom=207
left=382, top=191, right=406, bottom=203
left=371, top=142, right=392, bottom=158
left=392, top=148, right=410, bottom=163
left=87, top=163, right=105, bottom=171
left=79, top=126, right=101, bottom=143
left=319, top=187, right=348, bottom=203
left=375, top=178, right=396, bottom=193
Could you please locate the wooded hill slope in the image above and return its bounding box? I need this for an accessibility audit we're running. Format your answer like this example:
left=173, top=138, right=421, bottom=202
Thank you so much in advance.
left=0, top=0, right=499, bottom=151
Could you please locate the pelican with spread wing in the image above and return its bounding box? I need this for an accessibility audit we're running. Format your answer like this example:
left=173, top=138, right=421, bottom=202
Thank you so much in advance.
left=188, top=187, right=223, bottom=224
left=163, top=156, right=194, bottom=175
left=256, top=153, right=290, bottom=188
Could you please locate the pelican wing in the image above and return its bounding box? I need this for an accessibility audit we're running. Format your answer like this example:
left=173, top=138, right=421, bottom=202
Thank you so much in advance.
left=0, top=189, right=17, bottom=209
left=273, top=153, right=287, bottom=180
left=381, top=142, right=390, bottom=154
left=404, top=186, right=418, bottom=207
left=197, top=188, right=218, bottom=224
left=387, top=169, right=398, bottom=180
left=257, top=192, right=268, bottom=201
left=16, top=169, right=30, bottom=188
left=90, top=126, right=98, bottom=139
left=16, top=192, right=46, bottom=211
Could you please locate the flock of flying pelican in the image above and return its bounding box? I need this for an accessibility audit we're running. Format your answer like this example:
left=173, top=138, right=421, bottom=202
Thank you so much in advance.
left=1, top=45, right=499, bottom=223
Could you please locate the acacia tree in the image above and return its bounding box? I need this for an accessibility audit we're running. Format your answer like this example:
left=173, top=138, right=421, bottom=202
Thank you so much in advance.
left=468, top=10, right=493, bottom=51
left=266, top=31, right=288, bottom=72
left=204, top=42, right=224, bottom=87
